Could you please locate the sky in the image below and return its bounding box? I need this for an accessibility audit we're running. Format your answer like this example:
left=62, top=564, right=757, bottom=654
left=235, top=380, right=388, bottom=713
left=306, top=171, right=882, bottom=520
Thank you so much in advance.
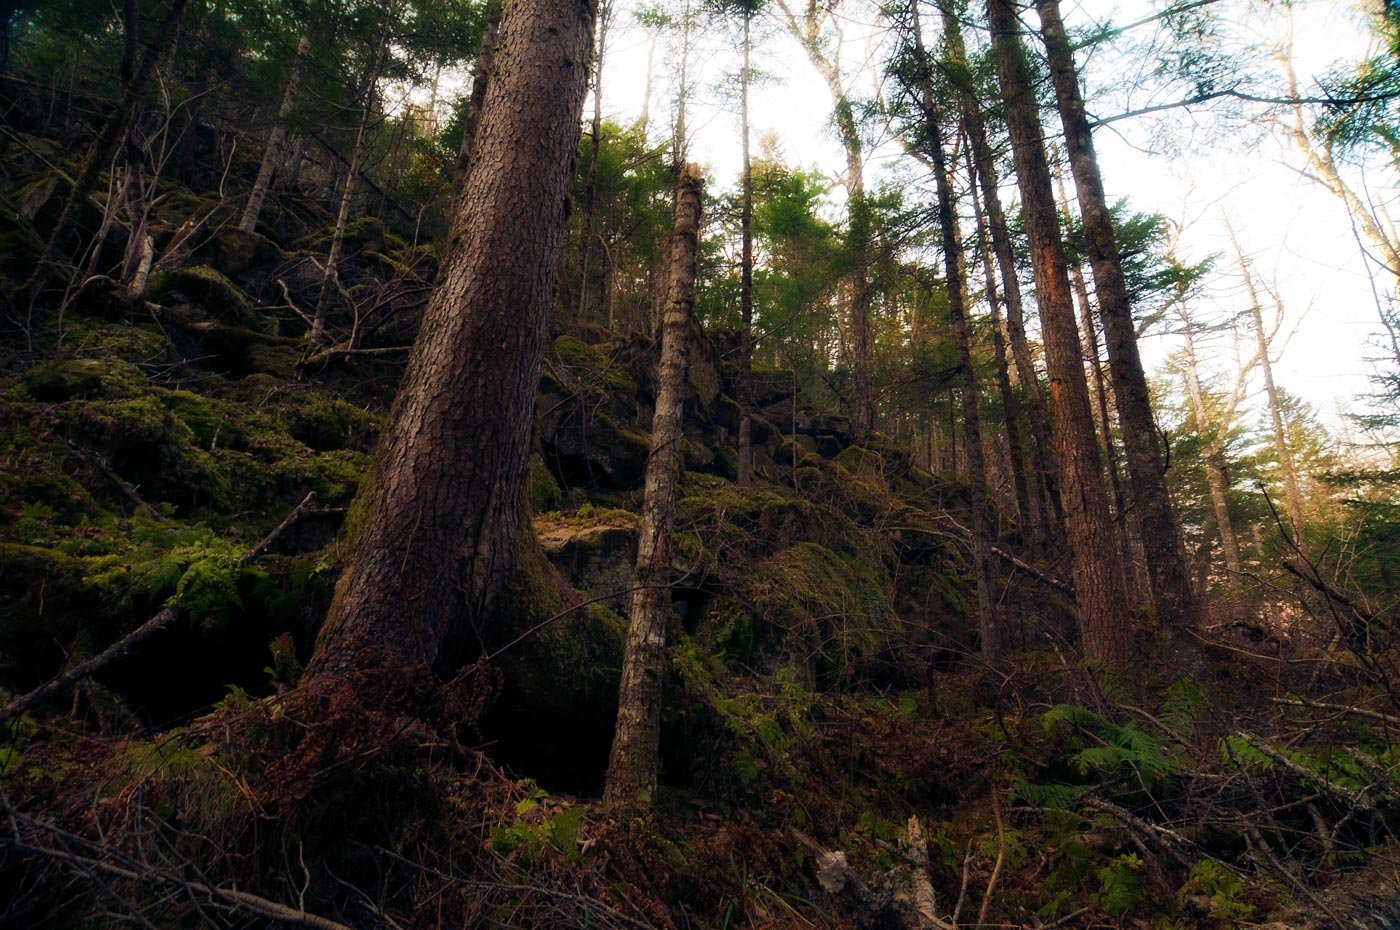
left=583, top=0, right=1397, bottom=435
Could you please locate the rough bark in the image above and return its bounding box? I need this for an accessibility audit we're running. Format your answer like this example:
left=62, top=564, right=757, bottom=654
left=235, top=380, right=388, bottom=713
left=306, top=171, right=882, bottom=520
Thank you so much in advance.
left=306, top=0, right=595, bottom=679
left=23, top=0, right=191, bottom=299
left=451, top=0, right=501, bottom=208
left=737, top=10, right=756, bottom=487
left=912, top=8, right=1001, bottom=666
left=1037, top=0, right=1206, bottom=677
left=240, top=34, right=311, bottom=232
left=937, top=0, right=1060, bottom=535
left=604, top=165, right=704, bottom=812
left=985, top=0, right=1132, bottom=670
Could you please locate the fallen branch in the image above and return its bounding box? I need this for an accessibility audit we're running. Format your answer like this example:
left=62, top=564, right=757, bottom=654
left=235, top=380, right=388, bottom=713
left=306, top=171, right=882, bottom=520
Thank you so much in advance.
left=1235, top=730, right=1375, bottom=813
left=990, top=545, right=1074, bottom=596
left=1, top=493, right=319, bottom=724
left=2, top=806, right=357, bottom=930
left=1080, top=796, right=1192, bottom=867
left=1270, top=697, right=1397, bottom=725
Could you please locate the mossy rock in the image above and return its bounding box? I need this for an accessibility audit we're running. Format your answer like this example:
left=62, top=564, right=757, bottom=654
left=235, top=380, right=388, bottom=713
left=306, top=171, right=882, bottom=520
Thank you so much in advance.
left=682, top=437, right=716, bottom=469
left=149, top=266, right=258, bottom=329
left=528, top=455, right=562, bottom=513
left=68, top=275, right=126, bottom=321
left=834, top=445, right=887, bottom=484
left=552, top=335, right=636, bottom=393
left=64, top=321, right=171, bottom=364
left=23, top=358, right=147, bottom=403
left=194, top=227, right=285, bottom=278
left=245, top=343, right=301, bottom=377
left=540, top=407, right=651, bottom=488
left=292, top=216, right=401, bottom=255
left=710, top=443, right=739, bottom=481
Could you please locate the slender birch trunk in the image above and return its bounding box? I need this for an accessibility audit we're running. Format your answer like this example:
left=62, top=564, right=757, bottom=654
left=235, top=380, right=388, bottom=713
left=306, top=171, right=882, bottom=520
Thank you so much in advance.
left=605, top=165, right=704, bottom=812
left=240, top=35, right=311, bottom=232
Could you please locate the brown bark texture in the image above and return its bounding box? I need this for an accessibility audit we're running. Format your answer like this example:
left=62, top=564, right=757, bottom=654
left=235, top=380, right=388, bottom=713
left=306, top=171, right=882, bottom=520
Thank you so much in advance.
left=985, top=0, right=1133, bottom=670
left=307, top=0, right=595, bottom=679
left=1037, top=0, right=1205, bottom=679
left=911, top=6, right=1001, bottom=665
left=604, top=164, right=704, bottom=812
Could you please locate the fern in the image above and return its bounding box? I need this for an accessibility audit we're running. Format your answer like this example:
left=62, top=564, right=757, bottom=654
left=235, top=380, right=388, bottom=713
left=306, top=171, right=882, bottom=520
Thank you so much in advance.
left=1043, top=704, right=1179, bottom=795
left=1157, top=679, right=1209, bottom=737
left=1013, top=779, right=1086, bottom=809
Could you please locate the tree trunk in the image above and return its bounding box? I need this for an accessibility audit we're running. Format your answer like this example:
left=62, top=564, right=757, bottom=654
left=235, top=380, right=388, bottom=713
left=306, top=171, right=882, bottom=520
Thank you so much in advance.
left=1230, top=225, right=1307, bottom=548
left=451, top=0, right=501, bottom=208
left=985, top=0, right=1133, bottom=670
left=312, top=44, right=386, bottom=349
left=968, top=150, right=1040, bottom=548
left=305, top=0, right=594, bottom=679
left=24, top=0, right=190, bottom=300
left=1179, top=309, right=1243, bottom=582
left=775, top=0, right=874, bottom=436
left=1068, top=257, right=1135, bottom=582
left=604, top=164, right=704, bottom=812
left=737, top=11, right=756, bottom=487
left=912, top=8, right=1001, bottom=666
left=577, top=0, right=612, bottom=321
left=937, top=0, right=1059, bottom=535
left=240, top=34, right=311, bottom=232
left=1037, top=0, right=1206, bottom=677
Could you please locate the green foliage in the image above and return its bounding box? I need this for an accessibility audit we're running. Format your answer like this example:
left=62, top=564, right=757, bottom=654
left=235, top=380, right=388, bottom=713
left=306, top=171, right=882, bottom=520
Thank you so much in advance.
left=1094, top=853, right=1147, bottom=915
left=489, top=795, right=587, bottom=864
left=1184, top=860, right=1253, bottom=921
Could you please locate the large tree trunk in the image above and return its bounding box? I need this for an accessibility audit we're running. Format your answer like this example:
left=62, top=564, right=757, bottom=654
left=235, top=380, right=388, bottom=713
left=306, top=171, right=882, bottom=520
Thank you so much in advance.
left=737, top=11, right=756, bottom=487
left=936, top=0, right=1059, bottom=540
left=1036, top=0, right=1205, bottom=678
left=305, top=0, right=595, bottom=679
left=23, top=0, right=191, bottom=302
left=604, top=165, right=704, bottom=812
left=240, top=35, right=311, bottom=232
left=985, top=0, right=1132, bottom=670
left=912, top=8, right=1001, bottom=666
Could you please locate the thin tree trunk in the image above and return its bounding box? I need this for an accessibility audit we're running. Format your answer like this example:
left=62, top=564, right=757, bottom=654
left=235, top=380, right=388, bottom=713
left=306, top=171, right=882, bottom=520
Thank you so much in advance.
left=1230, top=225, right=1307, bottom=548
left=312, top=43, right=387, bottom=349
left=577, top=0, right=612, bottom=321
left=1068, top=257, right=1134, bottom=580
left=912, top=7, right=1001, bottom=666
left=306, top=0, right=595, bottom=679
left=639, top=35, right=657, bottom=139
left=968, top=150, right=1040, bottom=548
left=1037, top=0, right=1205, bottom=677
left=1179, top=309, right=1243, bottom=582
left=937, top=0, right=1059, bottom=533
left=24, top=0, right=190, bottom=301
left=605, top=165, right=704, bottom=812
left=240, top=34, right=311, bottom=232
left=737, top=11, right=756, bottom=486
left=775, top=0, right=873, bottom=436
left=985, top=0, right=1133, bottom=670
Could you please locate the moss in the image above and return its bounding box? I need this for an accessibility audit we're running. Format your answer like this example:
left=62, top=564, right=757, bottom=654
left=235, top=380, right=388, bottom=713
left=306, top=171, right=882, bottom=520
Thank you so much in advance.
left=712, top=443, right=739, bottom=480
left=833, top=445, right=886, bottom=482
left=292, top=216, right=401, bottom=254
left=65, top=320, right=171, bottom=364
left=148, top=266, right=258, bottom=329
left=22, top=357, right=147, bottom=403
left=245, top=343, right=301, bottom=377
left=552, top=335, right=636, bottom=393
left=528, top=455, right=562, bottom=514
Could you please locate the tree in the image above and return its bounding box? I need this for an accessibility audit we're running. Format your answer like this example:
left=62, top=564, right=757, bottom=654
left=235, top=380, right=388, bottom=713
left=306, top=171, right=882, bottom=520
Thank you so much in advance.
left=985, top=0, right=1133, bottom=670
left=907, top=1, right=1001, bottom=666
left=936, top=0, right=1059, bottom=546
left=1037, top=0, right=1206, bottom=677
left=774, top=0, right=875, bottom=435
left=605, top=164, right=704, bottom=812
left=306, top=0, right=596, bottom=679
left=240, top=34, right=312, bottom=232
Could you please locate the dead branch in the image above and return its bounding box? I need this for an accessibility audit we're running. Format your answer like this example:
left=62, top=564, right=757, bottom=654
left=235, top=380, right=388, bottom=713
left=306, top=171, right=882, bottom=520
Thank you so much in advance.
left=1, top=493, right=318, bottom=724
